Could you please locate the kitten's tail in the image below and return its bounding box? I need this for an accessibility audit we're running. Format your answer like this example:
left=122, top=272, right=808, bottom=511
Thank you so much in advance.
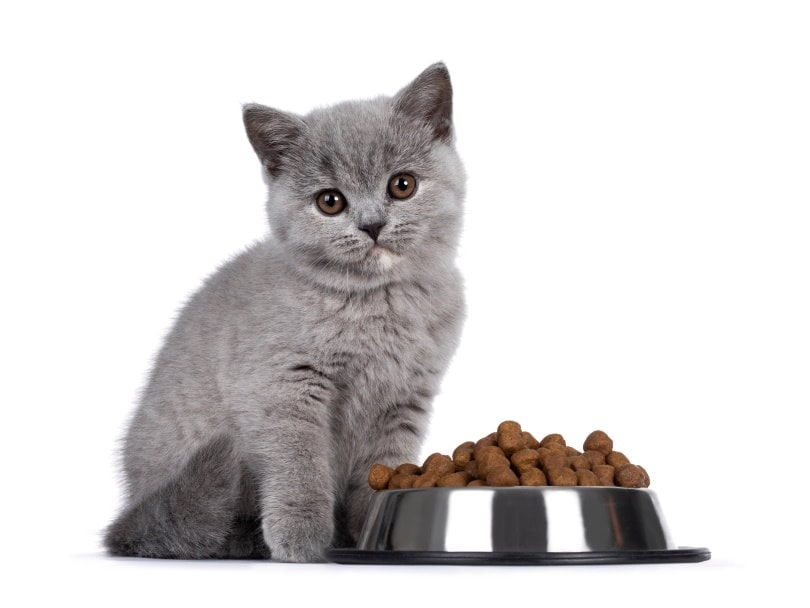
left=103, top=435, right=265, bottom=559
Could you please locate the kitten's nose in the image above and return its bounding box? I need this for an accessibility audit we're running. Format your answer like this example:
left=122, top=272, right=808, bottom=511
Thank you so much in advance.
left=360, top=222, right=386, bottom=243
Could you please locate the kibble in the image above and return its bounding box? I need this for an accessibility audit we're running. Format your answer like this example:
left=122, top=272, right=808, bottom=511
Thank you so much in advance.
left=592, top=464, right=616, bottom=486
left=422, top=453, right=455, bottom=478
left=540, top=433, right=566, bottom=448
left=582, top=450, right=606, bottom=467
left=511, top=448, right=541, bottom=474
left=606, top=451, right=630, bottom=468
left=368, top=463, right=394, bottom=490
left=497, top=420, right=526, bottom=455
left=522, top=432, right=541, bottom=449
left=438, top=471, right=470, bottom=487
left=547, top=467, right=578, bottom=486
left=395, top=463, right=421, bottom=476
left=568, top=454, right=590, bottom=471
left=486, top=465, right=519, bottom=487
left=452, top=442, right=475, bottom=469
left=564, top=446, right=581, bottom=457
left=369, top=426, right=651, bottom=490
left=389, top=473, right=418, bottom=489
left=614, top=463, right=647, bottom=488
left=412, top=472, right=439, bottom=488
left=583, top=430, right=613, bottom=456
left=540, top=450, right=568, bottom=471
left=519, top=468, right=547, bottom=486
left=576, top=469, right=600, bottom=486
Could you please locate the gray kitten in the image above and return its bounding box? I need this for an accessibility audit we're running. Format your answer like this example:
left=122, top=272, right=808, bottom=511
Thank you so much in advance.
left=104, top=63, right=466, bottom=562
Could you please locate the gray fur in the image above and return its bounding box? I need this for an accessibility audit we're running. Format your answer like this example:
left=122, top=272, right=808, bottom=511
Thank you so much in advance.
left=104, top=63, right=466, bottom=562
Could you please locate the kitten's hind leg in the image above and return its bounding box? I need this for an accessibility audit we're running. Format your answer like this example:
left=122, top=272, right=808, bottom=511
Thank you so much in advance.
left=104, top=435, right=257, bottom=559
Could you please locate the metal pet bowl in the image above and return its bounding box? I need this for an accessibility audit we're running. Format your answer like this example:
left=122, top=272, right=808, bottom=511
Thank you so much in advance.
left=327, top=487, right=710, bottom=565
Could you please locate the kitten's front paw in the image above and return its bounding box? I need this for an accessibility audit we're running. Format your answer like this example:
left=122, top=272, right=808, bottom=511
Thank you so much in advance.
left=262, top=515, right=332, bottom=563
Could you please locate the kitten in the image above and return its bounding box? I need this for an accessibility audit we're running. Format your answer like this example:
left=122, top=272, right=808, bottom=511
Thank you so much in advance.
left=104, top=63, right=466, bottom=562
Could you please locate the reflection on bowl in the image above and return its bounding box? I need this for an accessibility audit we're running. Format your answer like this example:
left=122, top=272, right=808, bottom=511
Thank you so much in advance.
left=358, top=486, right=674, bottom=553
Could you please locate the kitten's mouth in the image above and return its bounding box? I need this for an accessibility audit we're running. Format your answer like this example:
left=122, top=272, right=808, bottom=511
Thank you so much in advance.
left=370, top=244, right=398, bottom=269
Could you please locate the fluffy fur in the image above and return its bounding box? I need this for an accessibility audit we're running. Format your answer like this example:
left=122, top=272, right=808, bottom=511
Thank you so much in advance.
left=104, top=63, right=466, bottom=562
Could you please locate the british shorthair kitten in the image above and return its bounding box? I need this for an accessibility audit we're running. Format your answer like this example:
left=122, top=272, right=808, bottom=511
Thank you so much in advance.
left=104, top=63, right=466, bottom=562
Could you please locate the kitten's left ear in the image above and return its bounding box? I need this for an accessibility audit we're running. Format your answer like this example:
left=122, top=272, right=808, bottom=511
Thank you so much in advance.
left=243, top=103, right=307, bottom=177
left=393, top=62, right=453, bottom=142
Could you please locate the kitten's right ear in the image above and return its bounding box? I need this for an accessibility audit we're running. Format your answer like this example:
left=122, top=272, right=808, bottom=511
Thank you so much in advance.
left=242, top=104, right=307, bottom=177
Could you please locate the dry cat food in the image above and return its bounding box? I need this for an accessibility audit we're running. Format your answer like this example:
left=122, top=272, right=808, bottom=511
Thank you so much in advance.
left=368, top=423, right=650, bottom=490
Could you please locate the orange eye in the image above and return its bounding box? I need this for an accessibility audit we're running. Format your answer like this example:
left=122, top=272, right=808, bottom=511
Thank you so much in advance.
left=388, top=173, right=417, bottom=200
left=316, top=190, right=346, bottom=215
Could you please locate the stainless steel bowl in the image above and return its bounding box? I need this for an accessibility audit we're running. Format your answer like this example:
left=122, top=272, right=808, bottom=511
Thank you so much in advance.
left=328, top=487, right=710, bottom=565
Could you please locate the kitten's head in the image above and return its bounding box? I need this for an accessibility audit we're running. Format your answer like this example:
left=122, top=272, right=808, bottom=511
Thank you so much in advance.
left=243, top=63, right=465, bottom=290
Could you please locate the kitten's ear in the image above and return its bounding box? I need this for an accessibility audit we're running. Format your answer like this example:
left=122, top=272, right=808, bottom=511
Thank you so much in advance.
left=393, top=63, right=453, bottom=142
left=242, top=104, right=307, bottom=176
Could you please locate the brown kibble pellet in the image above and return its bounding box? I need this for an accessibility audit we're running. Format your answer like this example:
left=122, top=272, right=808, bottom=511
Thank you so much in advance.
left=497, top=420, right=522, bottom=435
left=545, top=442, right=567, bottom=453
left=540, top=433, right=566, bottom=448
left=438, top=471, right=469, bottom=487
left=368, top=464, right=394, bottom=490
left=498, top=431, right=525, bottom=456
left=476, top=444, right=507, bottom=462
left=583, top=450, right=606, bottom=467
left=540, top=450, right=568, bottom=471
left=467, top=479, right=486, bottom=487
left=413, top=473, right=439, bottom=488
left=606, top=451, right=630, bottom=468
left=464, top=460, right=479, bottom=480
left=497, top=420, right=525, bottom=455
left=522, top=431, right=541, bottom=449
left=592, top=464, right=615, bottom=486
left=452, top=442, right=475, bottom=469
left=389, top=473, right=419, bottom=489
left=422, top=453, right=455, bottom=477
left=547, top=468, right=578, bottom=486
left=520, top=468, right=547, bottom=486
left=486, top=465, right=519, bottom=487
left=478, top=455, right=511, bottom=479
left=476, top=445, right=509, bottom=477
left=568, top=455, right=590, bottom=471
left=565, top=446, right=581, bottom=457
left=473, top=432, right=498, bottom=459
left=421, top=452, right=444, bottom=470
left=576, top=469, right=600, bottom=486
left=583, top=430, right=613, bottom=456
left=395, top=463, right=422, bottom=476
left=400, top=475, right=418, bottom=488
left=615, top=463, right=648, bottom=488
left=639, top=466, right=651, bottom=487
left=511, top=448, right=541, bottom=473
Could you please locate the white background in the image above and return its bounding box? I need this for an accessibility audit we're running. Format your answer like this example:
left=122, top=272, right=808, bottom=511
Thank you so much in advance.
left=2, top=1, right=808, bottom=605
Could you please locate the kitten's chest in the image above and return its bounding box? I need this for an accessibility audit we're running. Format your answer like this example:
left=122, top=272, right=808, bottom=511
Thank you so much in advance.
left=317, top=285, right=436, bottom=395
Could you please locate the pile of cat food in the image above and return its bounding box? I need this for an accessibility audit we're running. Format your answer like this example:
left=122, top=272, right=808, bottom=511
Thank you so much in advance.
left=368, top=422, right=650, bottom=490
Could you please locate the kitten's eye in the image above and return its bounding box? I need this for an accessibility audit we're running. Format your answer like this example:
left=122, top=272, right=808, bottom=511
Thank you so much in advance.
left=316, top=190, right=346, bottom=215
left=388, top=173, right=417, bottom=200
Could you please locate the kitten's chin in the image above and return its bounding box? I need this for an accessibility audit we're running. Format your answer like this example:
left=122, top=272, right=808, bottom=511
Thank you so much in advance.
left=291, top=243, right=407, bottom=293
left=370, top=245, right=397, bottom=271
